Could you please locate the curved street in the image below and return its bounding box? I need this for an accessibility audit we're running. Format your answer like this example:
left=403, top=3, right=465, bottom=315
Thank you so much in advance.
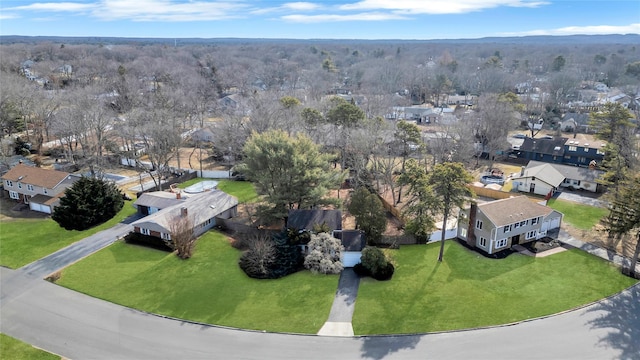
left=1, top=264, right=638, bottom=360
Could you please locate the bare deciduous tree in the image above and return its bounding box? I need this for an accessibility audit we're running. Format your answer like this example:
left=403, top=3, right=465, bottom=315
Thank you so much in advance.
left=169, top=212, right=196, bottom=259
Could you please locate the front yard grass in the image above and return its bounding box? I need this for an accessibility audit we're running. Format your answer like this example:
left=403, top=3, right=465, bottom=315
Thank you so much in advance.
left=178, top=178, right=258, bottom=203
left=547, top=198, right=608, bottom=230
left=57, top=231, right=337, bottom=334
left=352, top=241, right=637, bottom=334
left=0, top=200, right=136, bottom=269
left=0, top=333, right=60, bottom=360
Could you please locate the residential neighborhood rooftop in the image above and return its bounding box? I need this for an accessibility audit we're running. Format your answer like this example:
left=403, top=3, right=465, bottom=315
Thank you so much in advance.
left=1, top=163, right=77, bottom=189
left=478, top=196, right=554, bottom=227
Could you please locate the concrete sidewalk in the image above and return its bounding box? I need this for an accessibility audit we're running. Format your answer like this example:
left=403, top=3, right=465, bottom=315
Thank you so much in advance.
left=317, top=268, right=360, bottom=336
left=556, top=229, right=640, bottom=275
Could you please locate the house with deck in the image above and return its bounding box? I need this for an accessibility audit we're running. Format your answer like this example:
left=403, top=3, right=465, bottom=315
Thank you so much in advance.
left=457, top=196, right=563, bottom=255
left=1, top=163, right=80, bottom=214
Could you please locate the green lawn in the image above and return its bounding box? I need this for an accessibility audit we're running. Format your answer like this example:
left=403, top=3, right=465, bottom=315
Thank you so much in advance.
left=547, top=198, right=609, bottom=230
left=352, top=241, right=637, bottom=334
left=0, top=201, right=136, bottom=269
left=0, top=333, right=60, bottom=360
left=178, top=178, right=258, bottom=203
left=57, top=231, right=337, bottom=334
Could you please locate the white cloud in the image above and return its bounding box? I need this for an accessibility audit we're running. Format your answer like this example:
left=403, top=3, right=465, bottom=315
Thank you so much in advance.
left=501, top=23, right=640, bottom=36
left=0, top=13, right=19, bottom=20
left=282, top=12, right=408, bottom=23
left=94, top=0, right=249, bottom=21
left=282, top=2, right=321, bottom=11
left=339, top=0, right=549, bottom=14
left=6, top=2, right=95, bottom=12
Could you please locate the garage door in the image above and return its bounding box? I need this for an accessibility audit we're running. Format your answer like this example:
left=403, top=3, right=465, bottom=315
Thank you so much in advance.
left=30, top=202, right=51, bottom=214
left=549, top=217, right=561, bottom=230
left=341, top=252, right=362, bottom=268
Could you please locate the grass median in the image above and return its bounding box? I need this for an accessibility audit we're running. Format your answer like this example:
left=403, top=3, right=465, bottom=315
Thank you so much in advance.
left=57, top=231, right=338, bottom=334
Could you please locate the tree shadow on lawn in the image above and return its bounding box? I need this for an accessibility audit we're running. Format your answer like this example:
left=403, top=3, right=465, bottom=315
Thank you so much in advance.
left=585, top=283, right=640, bottom=359
left=444, top=240, right=535, bottom=282
left=360, top=334, right=421, bottom=360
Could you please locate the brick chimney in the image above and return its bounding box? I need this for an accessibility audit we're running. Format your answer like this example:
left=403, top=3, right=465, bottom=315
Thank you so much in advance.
left=467, top=203, right=477, bottom=248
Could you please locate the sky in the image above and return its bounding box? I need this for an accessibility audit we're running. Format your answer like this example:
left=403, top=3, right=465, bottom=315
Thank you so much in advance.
left=0, top=0, right=639, bottom=40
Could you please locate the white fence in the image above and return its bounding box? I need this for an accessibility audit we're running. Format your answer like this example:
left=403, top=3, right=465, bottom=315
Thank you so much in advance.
left=427, top=228, right=459, bottom=243
left=197, top=170, right=232, bottom=179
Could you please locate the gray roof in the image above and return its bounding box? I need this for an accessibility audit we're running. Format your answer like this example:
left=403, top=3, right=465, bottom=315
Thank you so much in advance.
left=527, top=161, right=605, bottom=182
left=287, top=209, right=342, bottom=232
left=512, top=163, right=565, bottom=187
left=333, top=230, right=366, bottom=251
left=134, top=191, right=186, bottom=210
left=132, top=190, right=238, bottom=234
left=478, top=196, right=554, bottom=227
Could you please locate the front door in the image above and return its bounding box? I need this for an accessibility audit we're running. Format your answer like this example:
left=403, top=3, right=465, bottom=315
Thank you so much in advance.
left=511, top=234, right=520, bottom=245
left=529, top=182, right=536, bottom=193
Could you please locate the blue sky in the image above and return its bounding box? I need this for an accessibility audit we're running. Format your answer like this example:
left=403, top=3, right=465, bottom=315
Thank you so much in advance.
left=1, top=0, right=638, bottom=40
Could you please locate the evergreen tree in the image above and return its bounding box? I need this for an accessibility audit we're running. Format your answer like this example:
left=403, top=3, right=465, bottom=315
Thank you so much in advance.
left=347, top=187, right=387, bottom=245
left=52, top=177, right=124, bottom=230
left=237, top=130, right=344, bottom=222
left=603, top=174, right=640, bottom=278
left=398, top=159, right=437, bottom=244
left=427, top=162, right=474, bottom=262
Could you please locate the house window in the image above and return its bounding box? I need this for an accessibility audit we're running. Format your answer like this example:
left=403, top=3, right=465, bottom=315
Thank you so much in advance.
left=503, top=225, right=511, bottom=233
left=496, top=239, right=508, bottom=248
left=5, top=180, right=12, bottom=187
left=476, top=220, right=483, bottom=230
left=17, top=182, right=22, bottom=189
left=578, top=157, right=586, bottom=163
left=460, top=228, right=467, bottom=238
left=526, top=230, right=537, bottom=239
left=161, top=232, right=171, bottom=240
left=519, top=221, right=526, bottom=227
left=141, top=228, right=150, bottom=236
left=569, top=146, right=577, bottom=151
left=514, top=222, right=520, bottom=229
left=532, top=217, right=539, bottom=225
left=583, top=147, right=589, bottom=152
left=597, top=149, right=605, bottom=155
left=9, top=191, right=19, bottom=200
left=27, top=184, right=34, bottom=191
left=479, top=237, right=487, bottom=247
left=564, top=155, right=571, bottom=160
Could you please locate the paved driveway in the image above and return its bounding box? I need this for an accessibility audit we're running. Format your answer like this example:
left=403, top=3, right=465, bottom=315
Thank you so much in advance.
left=2, top=266, right=638, bottom=360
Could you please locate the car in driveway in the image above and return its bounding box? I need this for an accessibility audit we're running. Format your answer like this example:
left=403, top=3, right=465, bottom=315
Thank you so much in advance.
left=512, top=133, right=526, bottom=139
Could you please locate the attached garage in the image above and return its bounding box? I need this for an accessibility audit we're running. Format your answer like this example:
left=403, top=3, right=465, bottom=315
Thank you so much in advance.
left=333, top=230, right=366, bottom=268
left=29, top=194, right=57, bottom=214
left=29, top=202, right=51, bottom=214
left=341, top=252, right=362, bottom=268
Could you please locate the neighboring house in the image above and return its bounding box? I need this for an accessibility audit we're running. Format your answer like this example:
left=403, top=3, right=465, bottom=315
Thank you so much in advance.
left=457, top=196, right=563, bottom=255
left=333, top=230, right=366, bottom=267
left=286, top=209, right=343, bottom=233
left=516, top=136, right=567, bottom=164
left=133, top=191, right=186, bottom=215
left=131, top=190, right=238, bottom=241
left=191, top=127, right=215, bottom=143
left=1, top=163, right=80, bottom=214
left=286, top=209, right=365, bottom=267
left=525, top=161, right=605, bottom=193
left=559, top=112, right=591, bottom=133
left=563, top=138, right=606, bottom=167
left=511, top=163, right=565, bottom=196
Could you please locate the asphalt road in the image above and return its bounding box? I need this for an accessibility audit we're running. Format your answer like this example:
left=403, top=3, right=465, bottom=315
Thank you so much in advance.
left=17, top=222, right=134, bottom=279
left=1, top=266, right=638, bottom=360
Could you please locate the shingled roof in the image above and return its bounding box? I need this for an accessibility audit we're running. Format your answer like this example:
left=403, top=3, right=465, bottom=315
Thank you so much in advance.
left=287, top=209, right=343, bottom=232
left=1, top=163, right=76, bottom=189
left=478, top=196, right=554, bottom=227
